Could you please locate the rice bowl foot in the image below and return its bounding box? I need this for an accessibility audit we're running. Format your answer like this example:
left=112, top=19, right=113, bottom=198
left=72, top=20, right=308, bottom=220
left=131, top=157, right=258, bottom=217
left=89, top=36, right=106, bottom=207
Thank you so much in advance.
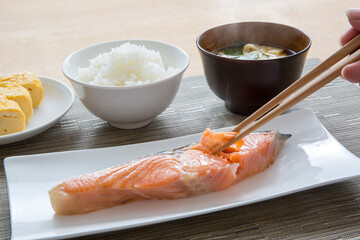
left=109, top=119, right=153, bottom=129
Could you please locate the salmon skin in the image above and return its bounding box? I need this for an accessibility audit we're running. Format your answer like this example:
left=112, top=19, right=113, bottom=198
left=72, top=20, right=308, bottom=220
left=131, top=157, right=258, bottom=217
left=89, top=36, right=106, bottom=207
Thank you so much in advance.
left=49, top=129, right=291, bottom=215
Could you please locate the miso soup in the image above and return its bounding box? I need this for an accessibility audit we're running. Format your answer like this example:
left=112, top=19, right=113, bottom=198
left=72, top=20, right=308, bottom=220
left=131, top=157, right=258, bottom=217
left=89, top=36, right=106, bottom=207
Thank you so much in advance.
left=213, top=42, right=294, bottom=60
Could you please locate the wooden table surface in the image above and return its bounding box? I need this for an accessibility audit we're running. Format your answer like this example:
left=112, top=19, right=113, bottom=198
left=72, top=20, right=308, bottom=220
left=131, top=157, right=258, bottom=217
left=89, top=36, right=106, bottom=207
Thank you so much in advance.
left=0, top=0, right=358, bottom=84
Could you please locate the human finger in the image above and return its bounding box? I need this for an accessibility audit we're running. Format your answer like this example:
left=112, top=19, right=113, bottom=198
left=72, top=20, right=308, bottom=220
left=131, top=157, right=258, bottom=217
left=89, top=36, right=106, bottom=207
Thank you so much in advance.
left=347, top=8, right=360, bottom=30
left=341, top=60, right=360, bottom=83
left=340, top=8, right=360, bottom=46
left=340, top=27, right=359, bottom=46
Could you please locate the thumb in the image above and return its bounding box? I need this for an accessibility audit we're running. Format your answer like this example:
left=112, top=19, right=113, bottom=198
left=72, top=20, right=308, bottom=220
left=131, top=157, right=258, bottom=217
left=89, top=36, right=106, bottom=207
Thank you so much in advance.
left=346, top=8, right=360, bottom=31
left=341, top=61, right=360, bottom=83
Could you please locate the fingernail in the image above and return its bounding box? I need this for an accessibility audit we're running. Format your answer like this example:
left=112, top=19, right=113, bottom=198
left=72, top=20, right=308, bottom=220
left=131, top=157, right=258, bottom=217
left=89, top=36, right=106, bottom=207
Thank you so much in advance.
left=339, top=34, right=344, bottom=46
left=341, top=66, right=346, bottom=79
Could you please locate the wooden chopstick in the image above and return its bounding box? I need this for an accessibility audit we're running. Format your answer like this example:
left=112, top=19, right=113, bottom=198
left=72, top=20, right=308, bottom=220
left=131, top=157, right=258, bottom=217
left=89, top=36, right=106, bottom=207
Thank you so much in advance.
left=213, top=38, right=360, bottom=154
left=231, top=34, right=360, bottom=133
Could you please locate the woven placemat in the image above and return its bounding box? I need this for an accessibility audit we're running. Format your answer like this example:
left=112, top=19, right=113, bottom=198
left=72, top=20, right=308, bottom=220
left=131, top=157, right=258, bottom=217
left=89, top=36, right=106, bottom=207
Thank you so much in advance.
left=1, top=59, right=359, bottom=240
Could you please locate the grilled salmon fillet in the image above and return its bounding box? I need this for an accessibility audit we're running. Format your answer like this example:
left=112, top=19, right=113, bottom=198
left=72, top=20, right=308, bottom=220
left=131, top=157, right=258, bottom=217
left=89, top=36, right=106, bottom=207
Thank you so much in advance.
left=49, top=129, right=290, bottom=215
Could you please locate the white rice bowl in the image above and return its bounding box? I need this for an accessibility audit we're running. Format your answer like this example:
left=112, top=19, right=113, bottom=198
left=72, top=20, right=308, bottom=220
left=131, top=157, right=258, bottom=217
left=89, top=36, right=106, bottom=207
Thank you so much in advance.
left=77, top=42, right=179, bottom=86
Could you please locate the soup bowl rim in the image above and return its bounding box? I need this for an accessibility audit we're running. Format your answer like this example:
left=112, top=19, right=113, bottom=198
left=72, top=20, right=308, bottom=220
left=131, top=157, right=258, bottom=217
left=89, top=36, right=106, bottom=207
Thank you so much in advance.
left=196, top=21, right=312, bottom=63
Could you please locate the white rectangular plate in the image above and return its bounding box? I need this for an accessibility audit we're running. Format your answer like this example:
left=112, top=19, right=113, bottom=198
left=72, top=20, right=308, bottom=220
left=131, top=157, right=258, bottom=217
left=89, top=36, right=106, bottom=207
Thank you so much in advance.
left=4, top=109, right=360, bottom=240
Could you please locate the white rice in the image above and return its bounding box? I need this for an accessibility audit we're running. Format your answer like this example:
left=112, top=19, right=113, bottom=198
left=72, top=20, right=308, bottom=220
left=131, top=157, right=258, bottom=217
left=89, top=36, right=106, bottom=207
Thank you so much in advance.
left=77, top=43, right=178, bottom=86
